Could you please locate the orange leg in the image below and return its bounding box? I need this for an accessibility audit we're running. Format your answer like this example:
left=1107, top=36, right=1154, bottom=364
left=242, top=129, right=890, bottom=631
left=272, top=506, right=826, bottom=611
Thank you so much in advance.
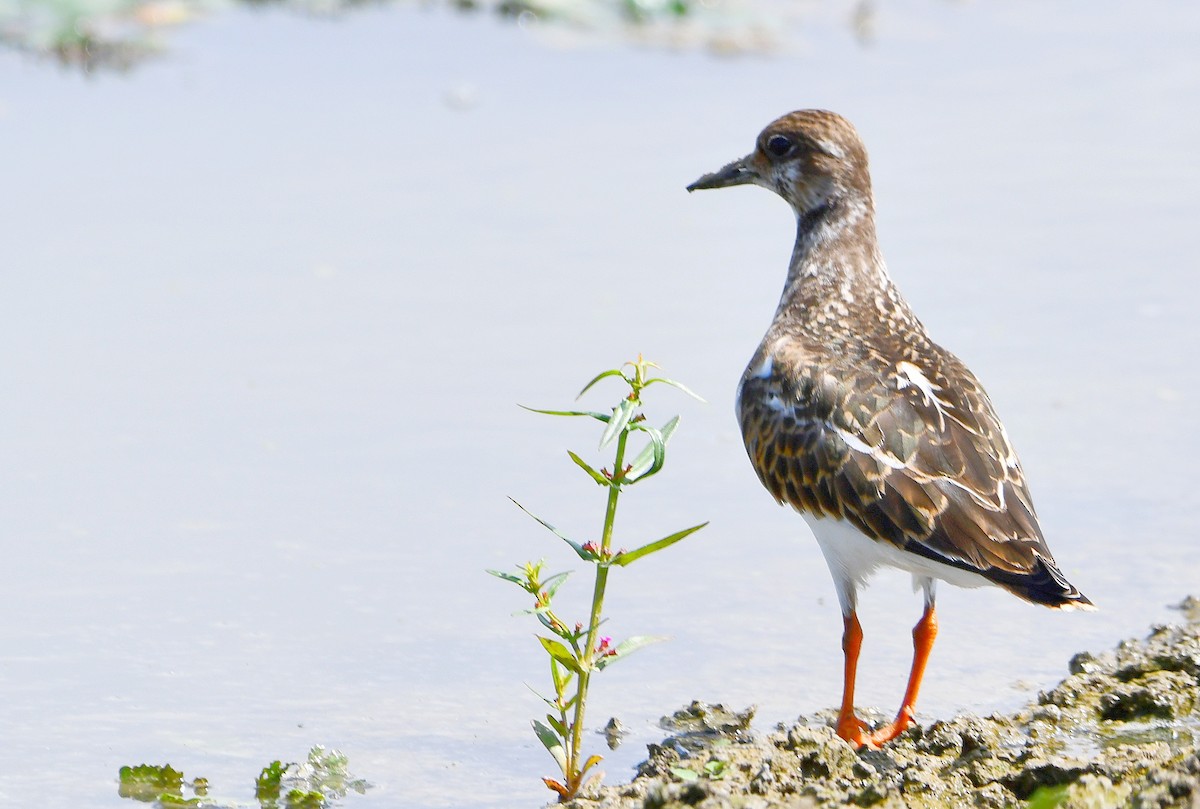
left=868, top=603, right=938, bottom=746
left=834, top=611, right=875, bottom=748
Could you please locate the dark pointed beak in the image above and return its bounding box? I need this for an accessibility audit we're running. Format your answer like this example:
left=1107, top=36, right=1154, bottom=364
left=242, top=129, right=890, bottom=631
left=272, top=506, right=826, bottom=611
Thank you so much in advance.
left=687, top=155, right=758, bottom=192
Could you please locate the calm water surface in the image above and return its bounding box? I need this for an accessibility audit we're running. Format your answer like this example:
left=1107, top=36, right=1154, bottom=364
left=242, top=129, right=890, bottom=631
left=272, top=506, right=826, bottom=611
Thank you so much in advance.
left=2, top=2, right=1199, bottom=806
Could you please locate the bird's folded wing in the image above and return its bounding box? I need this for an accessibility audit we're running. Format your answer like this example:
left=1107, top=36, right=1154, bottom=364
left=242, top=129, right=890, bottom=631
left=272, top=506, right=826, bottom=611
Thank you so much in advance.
left=739, top=351, right=1054, bottom=580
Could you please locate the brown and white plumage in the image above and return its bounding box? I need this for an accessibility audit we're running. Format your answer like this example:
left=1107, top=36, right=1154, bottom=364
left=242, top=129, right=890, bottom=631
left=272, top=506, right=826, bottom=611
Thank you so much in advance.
left=688, top=109, right=1092, bottom=748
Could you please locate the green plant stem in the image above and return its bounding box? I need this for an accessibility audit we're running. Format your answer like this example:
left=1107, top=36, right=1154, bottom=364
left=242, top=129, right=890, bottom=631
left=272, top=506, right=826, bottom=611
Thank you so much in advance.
left=566, top=426, right=630, bottom=792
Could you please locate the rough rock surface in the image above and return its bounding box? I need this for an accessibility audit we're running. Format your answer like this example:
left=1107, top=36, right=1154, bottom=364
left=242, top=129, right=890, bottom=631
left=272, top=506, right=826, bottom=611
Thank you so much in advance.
left=569, top=597, right=1200, bottom=809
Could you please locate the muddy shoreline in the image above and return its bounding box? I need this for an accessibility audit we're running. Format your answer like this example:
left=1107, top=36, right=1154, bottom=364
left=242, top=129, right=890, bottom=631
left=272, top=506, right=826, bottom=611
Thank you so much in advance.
left=572, top=597, right=1200, bottom=808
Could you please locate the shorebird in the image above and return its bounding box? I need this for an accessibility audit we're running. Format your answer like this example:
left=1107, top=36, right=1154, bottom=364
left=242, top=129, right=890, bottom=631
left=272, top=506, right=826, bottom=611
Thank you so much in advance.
left=687, top=110, right=1093, bottom=749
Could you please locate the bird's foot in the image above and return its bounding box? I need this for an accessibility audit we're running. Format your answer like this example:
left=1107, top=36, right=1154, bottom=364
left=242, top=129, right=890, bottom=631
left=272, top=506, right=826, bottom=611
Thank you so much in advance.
left=835, top=712, right=879, bottom=750
left=866, top=706, right=916, bottom=746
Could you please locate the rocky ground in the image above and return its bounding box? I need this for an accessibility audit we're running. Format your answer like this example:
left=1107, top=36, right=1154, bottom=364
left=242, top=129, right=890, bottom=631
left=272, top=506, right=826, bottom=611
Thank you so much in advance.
left=571, top=597, right=1200, bottom=809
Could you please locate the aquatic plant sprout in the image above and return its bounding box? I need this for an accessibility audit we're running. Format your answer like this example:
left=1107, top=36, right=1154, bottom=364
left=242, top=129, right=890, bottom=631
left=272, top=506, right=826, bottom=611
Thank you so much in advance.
left=489, top=356, right=706, bottom=801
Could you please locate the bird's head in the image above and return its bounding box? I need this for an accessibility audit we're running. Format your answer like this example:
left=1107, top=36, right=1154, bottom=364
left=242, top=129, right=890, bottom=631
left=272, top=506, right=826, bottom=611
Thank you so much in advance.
left=687, top=109, right=872, bottom=217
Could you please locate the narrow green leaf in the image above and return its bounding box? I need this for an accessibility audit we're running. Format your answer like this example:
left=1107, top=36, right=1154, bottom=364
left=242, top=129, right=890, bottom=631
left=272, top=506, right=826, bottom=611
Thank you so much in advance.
left=542, top=571, right=571, bottom=600
left=532, top=719, right=568, bottom=774
left=519, top=404, right=610, bottom=422
left=625, top=426, right=664, bottom=482
left=547, top=714, right=569, bottom=739
left=636, top=415, right=679, bottom=442
left=610, top=522, right=708, bottom=567
left=625, top=416, right=680, bottom=482
left=549, top=657, right=565, bottom=693
left=671, top=767, right=699, bottom=782
left=509, top=498, right=591, bottom=561
left=485, top=569, right=525, bottom=585
left=600, top=398, right=637, bottom=449
left=567, top=451, right=612, bottom=487
left=538, top=636, right=583, bottom=674
left=613, top=635, right=666, bottom=655
left=645, top=376, right=706, bottom=403
left=518, top=607, right=561, bottom=626
left=524, top=682, right=557, bottom=708
left=625, top=424, right=662, bottom=468
left=595, top=634, right=667, bottom=670
left=576, top=368, right=627, bottom=399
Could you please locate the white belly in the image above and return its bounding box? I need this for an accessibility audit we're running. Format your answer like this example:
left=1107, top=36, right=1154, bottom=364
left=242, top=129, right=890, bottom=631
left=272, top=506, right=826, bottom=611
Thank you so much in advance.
left=802, top=513, right=995, bottom=613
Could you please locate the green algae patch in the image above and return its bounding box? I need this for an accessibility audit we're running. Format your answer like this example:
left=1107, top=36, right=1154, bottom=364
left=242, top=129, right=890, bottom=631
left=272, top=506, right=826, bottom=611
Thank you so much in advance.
left=571, top=597, right=1200, bottom=808
left=118, top=746, right=367, bottom=808
left=118, top=764, right=205, bottom=805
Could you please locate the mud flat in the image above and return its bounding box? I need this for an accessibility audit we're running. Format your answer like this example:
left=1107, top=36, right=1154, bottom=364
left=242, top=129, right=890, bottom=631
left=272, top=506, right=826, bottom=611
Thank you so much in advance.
left=575, top=597, right=1200, bottom=809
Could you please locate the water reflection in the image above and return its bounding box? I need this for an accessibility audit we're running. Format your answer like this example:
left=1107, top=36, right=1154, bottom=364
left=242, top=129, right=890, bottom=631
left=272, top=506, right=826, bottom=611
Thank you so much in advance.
left=0, top=0, right=876, bottom=71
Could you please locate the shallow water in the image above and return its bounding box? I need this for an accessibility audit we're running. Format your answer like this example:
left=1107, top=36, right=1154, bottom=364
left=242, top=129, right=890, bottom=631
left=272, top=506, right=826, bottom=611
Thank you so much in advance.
left=2, top=2, right=1199, bottom=806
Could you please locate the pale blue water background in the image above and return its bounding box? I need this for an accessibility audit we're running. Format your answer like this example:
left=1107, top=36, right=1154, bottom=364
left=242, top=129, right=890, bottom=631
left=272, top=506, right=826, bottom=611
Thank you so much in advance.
left=2, top=2, right=1199, bottom=806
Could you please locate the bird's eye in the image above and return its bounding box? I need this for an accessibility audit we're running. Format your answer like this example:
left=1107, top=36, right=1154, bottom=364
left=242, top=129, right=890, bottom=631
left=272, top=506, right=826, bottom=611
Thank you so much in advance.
left=765, top=135, right=793, bottom=157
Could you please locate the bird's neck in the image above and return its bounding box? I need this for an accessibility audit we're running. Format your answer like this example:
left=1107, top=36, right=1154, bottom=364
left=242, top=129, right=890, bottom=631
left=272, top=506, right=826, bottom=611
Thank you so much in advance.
left=772, top=194, right=912, bottom=336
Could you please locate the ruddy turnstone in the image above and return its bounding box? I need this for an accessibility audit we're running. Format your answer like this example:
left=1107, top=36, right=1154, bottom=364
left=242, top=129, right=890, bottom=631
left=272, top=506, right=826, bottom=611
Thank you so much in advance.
left=687, top=110, right=1093, bottom=749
